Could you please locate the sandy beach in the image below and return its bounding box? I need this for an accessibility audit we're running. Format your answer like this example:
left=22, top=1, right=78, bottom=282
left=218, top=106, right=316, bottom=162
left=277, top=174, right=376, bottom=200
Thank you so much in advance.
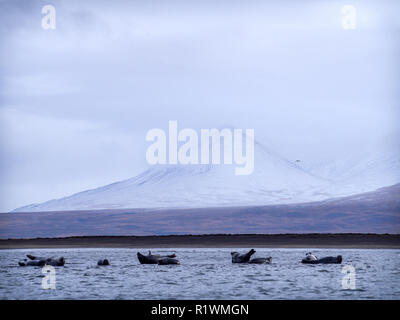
left=0, top=233, right=399, bottom=249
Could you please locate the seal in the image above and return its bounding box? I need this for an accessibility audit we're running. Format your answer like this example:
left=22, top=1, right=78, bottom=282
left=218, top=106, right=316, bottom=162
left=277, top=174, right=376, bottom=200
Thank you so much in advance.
left=301, top=253, right=342, bottom=264
left=303, top=252, right=318, bottom=262
left=97, top=259, right=110, bottom=266
left=231, top=249, right=271, bottom=264
left=317, top=256, right=342, bottom=264
left=158, top=258, right=180, bottom=265
left=249, top=257, right=272, bottom=264
left=45, top=257, right=65, bottom=266
left=231, top=249, right=256, bottom=263
left=18, top=258, right=46, bottom=267
left=26, top=254, right=65, bottom=266
left=137, top=251, right=179, bottom=265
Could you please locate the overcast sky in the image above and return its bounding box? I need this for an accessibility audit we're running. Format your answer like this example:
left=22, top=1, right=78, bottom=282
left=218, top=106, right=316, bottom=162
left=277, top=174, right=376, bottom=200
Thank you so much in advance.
left=0, top=0, right=399, bottom=211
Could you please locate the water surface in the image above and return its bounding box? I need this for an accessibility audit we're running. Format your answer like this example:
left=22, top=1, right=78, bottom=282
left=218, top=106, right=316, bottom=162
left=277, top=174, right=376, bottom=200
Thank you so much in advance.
left=1, top=248, right=399, bottom=299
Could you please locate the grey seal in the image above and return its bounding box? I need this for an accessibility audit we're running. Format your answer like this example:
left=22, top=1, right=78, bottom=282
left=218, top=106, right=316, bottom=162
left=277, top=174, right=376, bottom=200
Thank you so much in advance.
left=231, top=249, right=256, bottom=263
left=158, top=257, right=180, bottom=265
left=97, top=259, right=110, bottom=266
left=231, top=249, right=271, bottom=264
left=18, top=258, right=46, bottom=267
left=249, top=257, right=272, bottom=264
left=301, top=252, right=342, bottom=264
left=25, top=254, right=65, bottom=266
left=137, top=251, right=179, bottom=265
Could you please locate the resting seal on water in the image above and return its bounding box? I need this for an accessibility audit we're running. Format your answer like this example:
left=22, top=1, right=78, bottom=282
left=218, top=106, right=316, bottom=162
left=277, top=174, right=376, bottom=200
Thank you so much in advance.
left=231, top=249, right=256, bottom=263
left=304, top=252, right=318, bottom=261
left=158, top=257, right=180, bottom=265
left=137, top=251, right=179, bottom=265
left=301, top=252, right=342, bottom=264
left=24, top=254, right=65, bottom=266
left=249, top=257, right=272, bottom=264
left=231, top=249, right=271, bottom=264
left=18, top=258, right=46, bottom=267
left=317, top=256, right=342, bottom=264
left=97, top=259, right=110, bottom=266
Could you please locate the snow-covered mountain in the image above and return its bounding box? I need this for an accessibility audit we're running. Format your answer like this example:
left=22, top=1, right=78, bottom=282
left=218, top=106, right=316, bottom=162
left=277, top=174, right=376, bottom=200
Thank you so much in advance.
left=13, top=140, right=400, bottom=212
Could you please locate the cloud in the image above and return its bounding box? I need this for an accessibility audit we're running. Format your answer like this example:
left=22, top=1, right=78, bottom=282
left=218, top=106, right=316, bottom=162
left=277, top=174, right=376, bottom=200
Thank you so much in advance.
left=0, top=0, right=399, bottom=211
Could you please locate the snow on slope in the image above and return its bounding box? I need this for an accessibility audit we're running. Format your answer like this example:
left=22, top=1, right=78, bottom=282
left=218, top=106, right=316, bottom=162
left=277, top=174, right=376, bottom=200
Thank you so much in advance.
left=297, top=147, right=400, bottom=197
left=13, top=139, right=400, bottom=212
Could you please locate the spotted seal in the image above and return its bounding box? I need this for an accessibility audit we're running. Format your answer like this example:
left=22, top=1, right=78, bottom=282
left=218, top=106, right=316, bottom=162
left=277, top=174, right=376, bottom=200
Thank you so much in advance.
left=97, top=259, right=110, bottom=266
left=24, top=254, right=65, bottom=266
left=231, top=249, right=271, bottom=264
left=301, top=252, right=342, bottom=264
left=137, top=251, right=179, bottom=265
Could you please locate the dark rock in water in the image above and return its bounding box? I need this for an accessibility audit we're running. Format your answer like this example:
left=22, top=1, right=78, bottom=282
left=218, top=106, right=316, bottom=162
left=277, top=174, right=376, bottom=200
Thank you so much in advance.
left=97, top=259, right=110, bottom=266
left=301, top=255, right=342, bottom=264
left=158, top=257, right=180, bottom=265
left=249, top=257, right=272, bottom=264
left=137, top=251, right=178, bottom=264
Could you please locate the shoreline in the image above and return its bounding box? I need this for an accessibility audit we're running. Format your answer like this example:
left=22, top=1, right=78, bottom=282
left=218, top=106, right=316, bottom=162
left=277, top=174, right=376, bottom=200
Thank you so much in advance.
left=1, top=234, right=399, bottom=249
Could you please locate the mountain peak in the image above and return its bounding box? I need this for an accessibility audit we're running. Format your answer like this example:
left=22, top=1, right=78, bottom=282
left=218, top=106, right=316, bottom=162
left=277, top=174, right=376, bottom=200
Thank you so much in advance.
left=13, top=140, right=400, bottom=212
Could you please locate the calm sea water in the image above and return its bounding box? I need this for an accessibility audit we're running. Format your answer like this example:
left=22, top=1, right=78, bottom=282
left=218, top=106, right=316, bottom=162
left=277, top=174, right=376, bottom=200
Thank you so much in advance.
left=0, top=248, right=399, bottom=299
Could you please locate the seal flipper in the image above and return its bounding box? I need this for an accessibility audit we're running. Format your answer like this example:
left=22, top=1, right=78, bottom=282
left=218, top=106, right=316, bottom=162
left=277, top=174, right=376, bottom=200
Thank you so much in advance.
left=27, top=254, right=48, bottom=261
left=231, top=249, right=256, bottom=263
left=242, top=249, right=256, bottom=262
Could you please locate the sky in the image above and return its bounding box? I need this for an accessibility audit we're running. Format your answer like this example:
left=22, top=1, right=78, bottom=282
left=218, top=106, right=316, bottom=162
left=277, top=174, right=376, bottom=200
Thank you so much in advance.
left=0, top=0, right=399, bottom=211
